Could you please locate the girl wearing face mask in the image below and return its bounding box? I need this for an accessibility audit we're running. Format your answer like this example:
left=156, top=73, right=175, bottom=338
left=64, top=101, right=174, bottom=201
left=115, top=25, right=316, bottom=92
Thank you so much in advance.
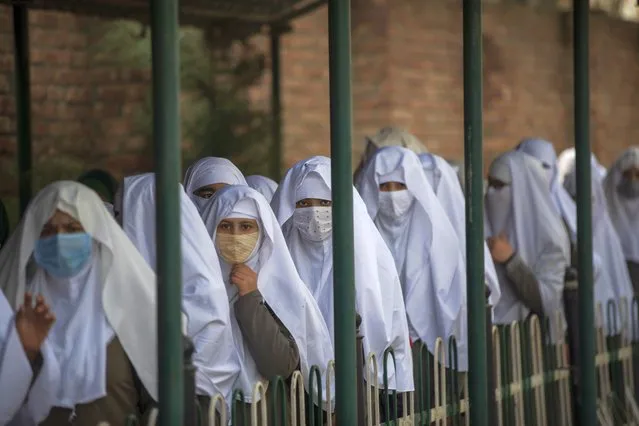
left=200, top=185, right=334, bottom=424
left=484, top=151, right=569, bottom=336
left=184, top=157, right=248, bottom=214
left=271, top=156, right=414, bottom=418
left=118, top=173, right=241, bottom=416
left=0, top=290, right=59, bottom=425
left=357, top=146, right=467, bottom=408
left=604, top=147, right=639, bottom=294
left=0, top=182, right=163, bottom=425
left=419, top=153, right=501, bottom=309
left=246, top=175, right=279, bottom=203
left=562, top=156, right=635, bottom=322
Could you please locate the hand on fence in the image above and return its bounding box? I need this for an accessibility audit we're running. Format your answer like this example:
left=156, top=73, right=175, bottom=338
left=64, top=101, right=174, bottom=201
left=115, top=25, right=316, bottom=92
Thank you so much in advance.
left=15, top=292, right=55, bottom=362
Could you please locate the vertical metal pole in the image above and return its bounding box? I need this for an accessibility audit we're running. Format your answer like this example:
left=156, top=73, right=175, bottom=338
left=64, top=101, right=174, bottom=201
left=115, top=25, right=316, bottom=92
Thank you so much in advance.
left=574, top=0, right=596, bottom=424
left=150, top=0, right=183, bottom=425
left=328, top=0, right=357, bottom=425
left=462, top=0, right=488, bottom=424
left=12, top=5, right=32, bottom=216
left=270, top=27, right=283, bottom=181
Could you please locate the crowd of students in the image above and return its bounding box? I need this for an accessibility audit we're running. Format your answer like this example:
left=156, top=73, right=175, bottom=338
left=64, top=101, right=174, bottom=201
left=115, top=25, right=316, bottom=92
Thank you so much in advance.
left=0, top=127, right=637, bottom=425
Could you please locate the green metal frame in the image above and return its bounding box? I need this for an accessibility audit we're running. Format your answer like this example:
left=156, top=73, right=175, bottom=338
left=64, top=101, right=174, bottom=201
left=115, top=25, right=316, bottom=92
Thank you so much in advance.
left=573, top=0, right=597, bottom=424
left=462, top=0, right=488, bottom=424
left=270, top=25, right=283, bottom=181
left=150, top=0, right=184, bottom=424
left=12, top=5, right=32, bottom=216
left=328, top=0, right=358, bottom=424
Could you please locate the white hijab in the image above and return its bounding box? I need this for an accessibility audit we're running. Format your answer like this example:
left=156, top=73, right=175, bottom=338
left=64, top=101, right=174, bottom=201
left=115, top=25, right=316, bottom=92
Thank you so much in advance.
left=485, top=152, right=569, bottom=333
left=563, top=158, right=634, bottom=327
left=271, top=156, right=414, bottom=392
left=419, top=153, right=501, bottom=307
left=119, top=173, right=240, bottom=400
left=558, top=147, right=607, bottom=183
left=246, top=175, right=278, bottom=203
left=0, top=182, right=160, bottom=406
left=517, top=139, right=578, bottom=242
left=357, top=146, right=468, bottom=371
left=183, top=157, right=247, bottom=213
left=200, top=186, right=334, bottom=402
left=604, top=147, right=639, bottom=263
left=517, top=139, right=615, bottom=330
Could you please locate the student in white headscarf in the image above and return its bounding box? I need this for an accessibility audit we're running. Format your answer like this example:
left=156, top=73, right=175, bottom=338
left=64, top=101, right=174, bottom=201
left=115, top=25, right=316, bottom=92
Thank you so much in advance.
left=563, top=156, right=634, bottom=329
left=558, top=147, right=607, bottom=183
left=246, top=175, right=278, bottom=203
left=184, top=157, right=248, bottom=214
left=604, top=147, right=639, bottom=294
left=357, top=147, right=467, bottom=378
left=419, top=153, right=501, bottom=308
left=0, top=181, right=161, bottom=425
left=516, top=138, right=613, bottom=307
left=484, top=151, right=569, bottom=334
left=354, top=127, right=429, bottom=186
left=200, top=185, right=334, bottom=420
left=117, top=173, right=241, bottom=411
left=271, top=156, right=414, bottom=397
left=0, top=291, right=58, bottom=425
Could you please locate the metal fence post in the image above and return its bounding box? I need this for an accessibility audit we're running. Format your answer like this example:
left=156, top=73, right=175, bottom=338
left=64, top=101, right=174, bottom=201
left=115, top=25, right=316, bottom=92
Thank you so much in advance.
left=573, top=0, right=596, bottom=425
left=462, top=0, right=488, bottom=424
left=150, top=0, right=184, bottom=424
left=12, top=5, right=32, bottom=216
left=328, top=0, right=358, bottom=424
left=270, top=26, right=283, bottom=181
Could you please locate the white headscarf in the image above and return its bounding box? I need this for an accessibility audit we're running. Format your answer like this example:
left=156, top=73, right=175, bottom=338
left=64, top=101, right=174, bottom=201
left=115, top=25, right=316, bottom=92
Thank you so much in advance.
left=246, top=175, right=278, bottom=203
left=517, top=139, right=578, bottom=242
left=271, top=156, right=414, bottom=391
left=0, top=182, right=160, bottom=406
left=485, top=152, right=569, bottom=332
left=357, top=146, right=468, bottom=371
left=517, top=139, right=615, bottom=331
left=558, top=147, right=607, bottom=183
left=563, top=158, right=634, bottom=327
left=200, top=186, right=334, bottom=402
left=604, top=147, right=639, bottom=263
left=0, top=290, right=60, bottom=424
left=183, top=157, right=247, bottom=213
left=355, top=127, right=429, bottom=187
left=419, top=153, right=501, bottom=307
left=119, top=173, right=240, bottom=401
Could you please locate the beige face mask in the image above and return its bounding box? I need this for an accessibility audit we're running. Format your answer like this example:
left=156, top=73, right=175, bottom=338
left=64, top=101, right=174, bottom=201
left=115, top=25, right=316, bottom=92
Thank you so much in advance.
left=215, top=231, right=259, bottom=264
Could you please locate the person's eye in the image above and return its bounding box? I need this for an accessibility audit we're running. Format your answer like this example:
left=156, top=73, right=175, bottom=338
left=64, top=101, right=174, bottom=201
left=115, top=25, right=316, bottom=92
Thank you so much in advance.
left=321, top=201, right=331, bottom=207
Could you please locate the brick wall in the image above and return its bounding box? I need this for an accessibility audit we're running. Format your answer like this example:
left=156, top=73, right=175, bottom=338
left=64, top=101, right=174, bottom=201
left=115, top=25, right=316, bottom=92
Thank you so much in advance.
left=276, top=0, right=639, bottom=170
left=0, top=6, right=151, bottom=200
left=1, top=1, right=639, bottom=203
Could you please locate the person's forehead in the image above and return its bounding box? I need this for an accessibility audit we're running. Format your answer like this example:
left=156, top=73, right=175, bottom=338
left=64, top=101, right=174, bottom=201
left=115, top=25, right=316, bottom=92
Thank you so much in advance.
left=48, top=210, right=78, bottom=224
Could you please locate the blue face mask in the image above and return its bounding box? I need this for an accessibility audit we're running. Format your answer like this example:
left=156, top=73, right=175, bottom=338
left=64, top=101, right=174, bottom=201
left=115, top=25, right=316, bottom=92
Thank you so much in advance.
left=34, top=233, right=93, bottom=278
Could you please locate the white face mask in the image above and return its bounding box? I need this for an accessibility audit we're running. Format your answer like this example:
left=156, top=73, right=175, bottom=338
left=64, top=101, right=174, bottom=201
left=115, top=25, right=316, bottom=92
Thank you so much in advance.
left=485, top=186, right=512, bottom=235
left=378, top=190, right=414, bottom=219
left=293, top=206, right=332, bottom=242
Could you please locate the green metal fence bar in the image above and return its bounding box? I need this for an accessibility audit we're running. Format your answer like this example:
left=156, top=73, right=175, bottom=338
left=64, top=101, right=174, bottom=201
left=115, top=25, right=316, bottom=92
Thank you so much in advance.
left=150, top=0, right=184, bottom=424
left=462, top=0, right=488, bottom=423
left=270, top=26, right=283, bottom=181
left=12, top=5, right=32, bottom=216
left=328, top=0, right=357, bottom=424
left=573, top=0, right=596, bottom=424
